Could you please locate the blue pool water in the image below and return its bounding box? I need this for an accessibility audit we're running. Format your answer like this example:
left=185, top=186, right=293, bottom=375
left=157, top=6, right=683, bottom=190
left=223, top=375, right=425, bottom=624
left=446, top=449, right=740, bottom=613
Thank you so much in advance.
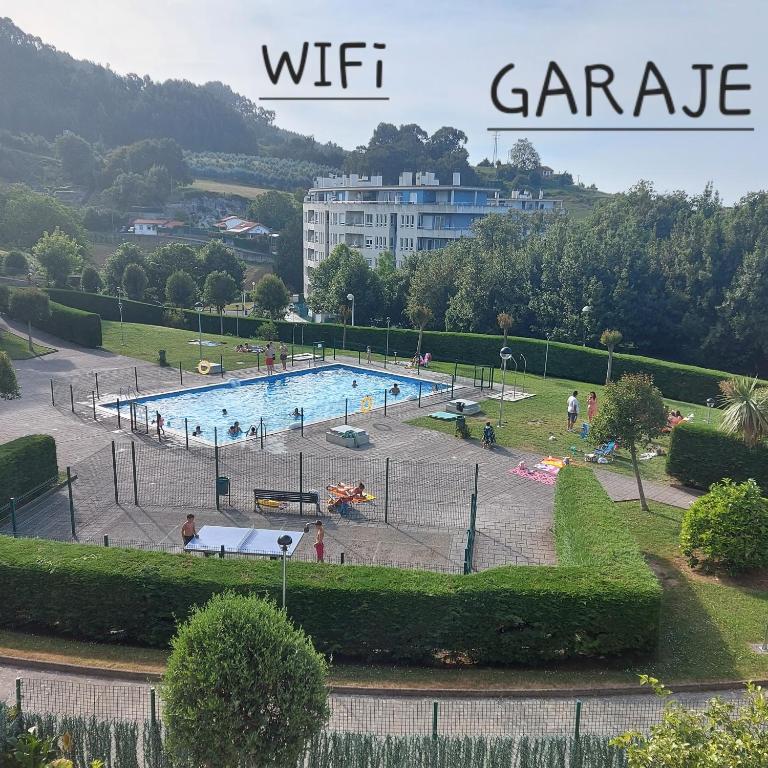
left=105, top=364, right=447, bottom=443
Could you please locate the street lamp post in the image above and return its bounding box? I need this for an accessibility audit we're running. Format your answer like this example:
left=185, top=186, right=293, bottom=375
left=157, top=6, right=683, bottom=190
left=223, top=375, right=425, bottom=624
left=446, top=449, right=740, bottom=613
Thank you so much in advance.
left=519, top=352, right=527, bottom=394
left=347, top=293, right=355, bottom=327
left=706, top=397, right=716, bottom=425
left=498, top=346, right=513, bottom=427
left=543, top=333, right=551, bottom=380
left=385, top=316, right=391, bottom=366
left=251, top=281, right=256, bottom=313
left=116, top=288, right=125, bottom=346
left=277, top=534, right=293, bottom=609
left=581, top=305, right=592, bottom=347
left=194, top=302, right=204, bottom=360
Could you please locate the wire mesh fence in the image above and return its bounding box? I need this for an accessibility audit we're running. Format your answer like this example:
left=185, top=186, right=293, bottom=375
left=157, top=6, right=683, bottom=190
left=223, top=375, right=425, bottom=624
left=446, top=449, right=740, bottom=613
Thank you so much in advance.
left=9, top=677, right=747, bottom=738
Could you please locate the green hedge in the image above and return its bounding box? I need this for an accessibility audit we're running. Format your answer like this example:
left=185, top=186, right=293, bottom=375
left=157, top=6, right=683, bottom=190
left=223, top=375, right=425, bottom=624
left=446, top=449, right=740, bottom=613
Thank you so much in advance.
left=666, top=422, right=768, bottom=493
left=45, top=289, right=165, bottom=325
left=0, top=435, right=58, bottom=508
left=0, top=468, right=660, bottom=664
left=46, top=290, right=745, bottom=403
left=37, top=301, right=102, bottom=348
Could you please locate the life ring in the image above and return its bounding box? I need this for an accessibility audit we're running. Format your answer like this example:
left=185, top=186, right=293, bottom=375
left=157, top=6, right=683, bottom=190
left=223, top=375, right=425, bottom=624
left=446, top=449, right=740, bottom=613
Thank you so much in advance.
left=360, top=395, right=374, bottom=413
left=197, top=360, right=212, bottom=375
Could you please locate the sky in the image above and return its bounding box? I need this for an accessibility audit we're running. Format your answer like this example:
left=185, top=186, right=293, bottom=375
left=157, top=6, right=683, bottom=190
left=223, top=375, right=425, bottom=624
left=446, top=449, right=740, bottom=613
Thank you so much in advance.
left=3, top=0, right=765, bottom=202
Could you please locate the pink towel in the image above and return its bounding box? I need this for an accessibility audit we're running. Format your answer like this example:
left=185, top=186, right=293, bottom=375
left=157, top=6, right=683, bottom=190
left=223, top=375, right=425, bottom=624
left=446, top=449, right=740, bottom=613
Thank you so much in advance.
left=509, top=466, right=558, bottom=485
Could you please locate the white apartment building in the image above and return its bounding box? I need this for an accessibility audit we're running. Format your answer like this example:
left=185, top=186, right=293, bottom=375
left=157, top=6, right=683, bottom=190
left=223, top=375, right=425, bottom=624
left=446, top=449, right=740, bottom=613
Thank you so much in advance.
left=303, top=171, right=563, bottom=298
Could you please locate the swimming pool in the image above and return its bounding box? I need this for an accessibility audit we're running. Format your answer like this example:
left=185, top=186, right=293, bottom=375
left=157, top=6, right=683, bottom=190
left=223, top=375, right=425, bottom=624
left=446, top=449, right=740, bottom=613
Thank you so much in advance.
left=104, top=364, right=448, bottom=443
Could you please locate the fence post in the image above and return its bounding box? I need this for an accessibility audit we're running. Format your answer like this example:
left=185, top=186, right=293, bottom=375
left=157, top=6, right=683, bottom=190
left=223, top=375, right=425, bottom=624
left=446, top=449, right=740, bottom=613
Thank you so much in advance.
left=95, top=372, right=100, bottom=400
left=574, top=699, right=582, bottom=741
left=50, top=379, right=55, bottom=406
left=418, top=382, right=422, bottom=408
left=144, top=406, right=149, bottom=434
left=300, top=408, right=304, bottom=437
left=92, top=390, right=97, bottom=420
left=344, top=398, right=348, bottom=425
left=15, top=678, right=21, bottom=719
left=432, top=701, right=438, bottom=740
left=185, top=418, right=189, bottom=449
left=257, top=350, right=261, bottom=371
left=131, top=441, right=138, bottom=505
left=116, top=399, right=121, bottom=429
left=69, top=384, right=74, bottom=413
left=9, top=496, right=17, bottom=537
left=259, top=417, right=264, bottom=449
left=214, top=428, right=220, bottom=511
left=103, top=535, right=109, bottom=547
left=111, top=441, right=119, bottom=504
left=450, top=378, right=455, bottom=400
left=134, top=366, right=139, bottom=391
left=219, top=545, right=225, bottom=559
left=299, top=452, right=303, bottom=516
left=67, top=467, right=75, bottom=537
left=384, top=457, right=390, bottom=525
left=384, top=388, right=387, bottom=416
left=150, top=687, right=157, bottom=727
left=474, top=463, right=479, bottom=501
left=340, top=552, right=345, bottom=565
left=454, top=361, right=458, bottom=381
left=490, top=367, right=495, bottom=390
left=179, top=362, right=183, bottom=386
left=220, top=354, right=224, bottom=377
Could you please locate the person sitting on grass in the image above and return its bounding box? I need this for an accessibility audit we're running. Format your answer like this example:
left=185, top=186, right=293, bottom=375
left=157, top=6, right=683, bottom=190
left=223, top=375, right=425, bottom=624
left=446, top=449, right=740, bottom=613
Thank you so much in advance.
left=482, top=421, right=496, bottom=449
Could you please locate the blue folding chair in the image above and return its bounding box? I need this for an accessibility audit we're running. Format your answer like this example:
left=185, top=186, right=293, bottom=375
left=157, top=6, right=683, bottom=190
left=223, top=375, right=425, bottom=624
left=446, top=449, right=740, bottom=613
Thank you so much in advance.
left=579, top=422, right=590, bottom=440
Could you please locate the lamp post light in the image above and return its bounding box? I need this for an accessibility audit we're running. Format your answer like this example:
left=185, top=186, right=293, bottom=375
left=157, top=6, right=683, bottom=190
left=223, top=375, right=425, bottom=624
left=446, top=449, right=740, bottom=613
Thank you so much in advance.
left=277, top=534, right=293, bottom=609
left=347, top=293, right=355, bottom=326
left=543, top=333, right=551, bottom=380
left=194, top=301, right=204, bottom=360
left=251, top=281, right=256, bottom=313
left=706, top=397, right=716, bottom=425
left=116, top=288, right=125, bottom=346
left=581, top=305, right=592, bottom=347
left=519, top=352, right=527, bottom=394
left=385, top=316, right=391, bottom=366
left=498, top=346, right=513, bottom=427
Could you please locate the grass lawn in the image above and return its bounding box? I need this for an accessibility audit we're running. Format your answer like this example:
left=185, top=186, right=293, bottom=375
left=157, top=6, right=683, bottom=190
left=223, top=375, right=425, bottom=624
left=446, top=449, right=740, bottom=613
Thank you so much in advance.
left=416, top=363, right=723, bottom=485
left=101, top=320, right=313, bottom=372
left=0, top=329, right=55, bottom=359
left=189, top=178, right=269, bottom=199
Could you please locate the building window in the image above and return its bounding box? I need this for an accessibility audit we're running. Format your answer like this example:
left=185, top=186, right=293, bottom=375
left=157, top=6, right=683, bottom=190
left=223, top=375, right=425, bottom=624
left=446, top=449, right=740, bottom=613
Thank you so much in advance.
left=365, top=214, right=373, bottom=226
left=365, top=236, right=374, bottom=248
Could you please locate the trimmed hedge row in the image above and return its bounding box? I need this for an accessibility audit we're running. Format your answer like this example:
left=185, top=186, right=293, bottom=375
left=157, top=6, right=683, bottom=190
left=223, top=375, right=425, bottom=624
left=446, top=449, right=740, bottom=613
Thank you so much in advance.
left=0, top=435, right=58, bottom=508
left=0, top=468, right=661, bottom=663
left=666, top=421, right=768, bottom=493
left=45, top=288, right=165, bottom=325
left=38, top=301, right=103, bottom=348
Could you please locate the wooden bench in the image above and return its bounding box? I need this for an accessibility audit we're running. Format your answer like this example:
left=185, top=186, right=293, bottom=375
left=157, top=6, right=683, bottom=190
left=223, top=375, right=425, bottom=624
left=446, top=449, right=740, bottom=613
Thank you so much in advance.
left=253, top=489, right=321, bottom=514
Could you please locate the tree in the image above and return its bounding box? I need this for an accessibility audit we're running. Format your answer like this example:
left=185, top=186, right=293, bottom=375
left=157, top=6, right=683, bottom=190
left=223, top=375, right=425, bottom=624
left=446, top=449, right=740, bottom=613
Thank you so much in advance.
left=32, top=228, right=80, bottom=287
left=54, top=131, right=98, bottom=187
left=198, top=241, right=245, bottom=288
left=202, top=270, right=237, bottom=334
left=613, top=677, right=768, bottom=768
left=497, top=312, right=514, bottom=346
left=338, top=303, right=351, bottom=348
left=146, top=243, right=199, bottom=299
left=9, top=288, right=50, bottom=352
left=718, top=377, right=768, bottom=448
left=509, top=138, right=541, bottom=172
left=254, top=274, right=289, bottom=320
left=80, top=265, right=102, bottom=293
left=590, top=373, right=667, bottom=511
left=681, top=478, right=768, bottom=572
left=600, top=329, right=623, bottom=383
left=162, top=592, right=328, bottom=768
left=165, top=270, right=198, bottom=308
left=0, top=285, right=8, bottom=313
left=122, top=263, right=148, bottom=300
left=407, top=303, right=434, bottom=357
left=3, top=250, right=28, bottom=275
left=0, top=351, right=20, bottom=399
left=103, top=243, right=145, bottom=293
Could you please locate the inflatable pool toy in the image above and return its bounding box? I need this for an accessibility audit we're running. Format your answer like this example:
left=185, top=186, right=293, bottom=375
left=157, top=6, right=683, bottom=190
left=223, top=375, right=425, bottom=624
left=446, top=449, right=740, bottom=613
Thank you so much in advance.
left=197, top=360, right=212, bottom=375
left=360, top=395, right=374, bottom=412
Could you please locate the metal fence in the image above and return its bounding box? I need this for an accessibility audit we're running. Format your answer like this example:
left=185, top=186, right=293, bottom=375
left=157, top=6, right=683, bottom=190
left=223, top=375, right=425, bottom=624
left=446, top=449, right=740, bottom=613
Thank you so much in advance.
left=8, top=677, right=746, bottom=739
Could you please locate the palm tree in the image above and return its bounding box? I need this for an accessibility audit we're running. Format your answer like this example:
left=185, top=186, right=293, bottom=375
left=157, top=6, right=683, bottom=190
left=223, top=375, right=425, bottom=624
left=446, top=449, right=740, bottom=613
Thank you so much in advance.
left=719, top=377, right=768, bottom=448
left=338, top=304, right=351, bottom=349
left=497, top=312, right=513, bottom=347
left=407, top=304, right=433, bottom=358
left=600, top=329, right=623, bottom=384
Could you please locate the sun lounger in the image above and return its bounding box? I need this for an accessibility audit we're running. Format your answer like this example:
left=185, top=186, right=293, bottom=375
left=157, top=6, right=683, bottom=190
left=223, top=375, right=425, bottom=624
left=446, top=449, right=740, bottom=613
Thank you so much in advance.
left=446, top=399, right=481, bottom=416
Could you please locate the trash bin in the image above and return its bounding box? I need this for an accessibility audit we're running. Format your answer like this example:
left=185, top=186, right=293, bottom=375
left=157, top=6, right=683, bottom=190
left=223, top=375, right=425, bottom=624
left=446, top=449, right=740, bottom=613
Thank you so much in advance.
left=216, top=476, right=230, bottom=496
left=158, top=349, right=167, bottom=366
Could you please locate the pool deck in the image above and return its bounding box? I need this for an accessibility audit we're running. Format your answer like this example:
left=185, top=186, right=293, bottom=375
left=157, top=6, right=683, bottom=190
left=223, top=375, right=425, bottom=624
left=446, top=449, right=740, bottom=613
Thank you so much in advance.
left=0, top=329, right=556, bottom=571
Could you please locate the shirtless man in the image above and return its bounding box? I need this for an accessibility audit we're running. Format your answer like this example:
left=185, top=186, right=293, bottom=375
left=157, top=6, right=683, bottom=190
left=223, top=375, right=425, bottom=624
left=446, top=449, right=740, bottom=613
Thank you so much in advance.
left=181, top=514, right=197, bottom=546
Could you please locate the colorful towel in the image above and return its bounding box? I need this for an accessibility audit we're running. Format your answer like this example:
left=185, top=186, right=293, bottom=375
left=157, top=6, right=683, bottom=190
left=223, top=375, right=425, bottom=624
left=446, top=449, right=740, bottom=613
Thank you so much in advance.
left=429, top=411, right=458, bottom=421
left=509, top=466, right=558, bottom=485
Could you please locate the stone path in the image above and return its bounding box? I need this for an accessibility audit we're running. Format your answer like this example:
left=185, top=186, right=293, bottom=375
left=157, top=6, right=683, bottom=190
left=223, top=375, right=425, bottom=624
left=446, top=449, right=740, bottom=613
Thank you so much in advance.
left=0, top=663, right=746, bottom=738
left=595, top=469, right=701, bottom=509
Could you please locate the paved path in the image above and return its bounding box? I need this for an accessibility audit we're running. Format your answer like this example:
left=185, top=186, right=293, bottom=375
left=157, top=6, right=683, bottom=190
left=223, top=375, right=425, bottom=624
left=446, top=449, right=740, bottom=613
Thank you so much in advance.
left=0, top=663, right=745, bottom=738
left=595, top=469, right=701, bottom=509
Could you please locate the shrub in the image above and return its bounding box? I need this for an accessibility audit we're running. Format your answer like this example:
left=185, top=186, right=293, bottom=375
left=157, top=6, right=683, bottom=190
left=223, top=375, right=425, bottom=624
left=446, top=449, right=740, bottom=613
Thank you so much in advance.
left=0, top=468, right=661, bottom=664
left=680, top=478, right=768, bottom=571
left=3, top=250, right=28, bottom=275
left=666, top=421, right=768, bottom=493
left=0, top=284, right=9, bottom=312
left=45, top=289, right=165, bottom=325
left=0, top=435, right=57, bottom=508
left=258, top=319, right=278, bottom=340
left=0, top=351, right=20, bottom=400
left=79, top=265, right=102, bottom=293
left=163, top=593, right=328, bottom=768
left=162, top=308, right=186, bottom=329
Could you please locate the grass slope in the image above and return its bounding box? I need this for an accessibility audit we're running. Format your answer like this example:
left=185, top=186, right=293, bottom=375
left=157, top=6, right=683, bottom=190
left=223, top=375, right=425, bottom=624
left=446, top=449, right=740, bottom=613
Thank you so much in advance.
left=0, top=329, right=54, bottom=359
left=189, top=178, right=268, bottom=199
